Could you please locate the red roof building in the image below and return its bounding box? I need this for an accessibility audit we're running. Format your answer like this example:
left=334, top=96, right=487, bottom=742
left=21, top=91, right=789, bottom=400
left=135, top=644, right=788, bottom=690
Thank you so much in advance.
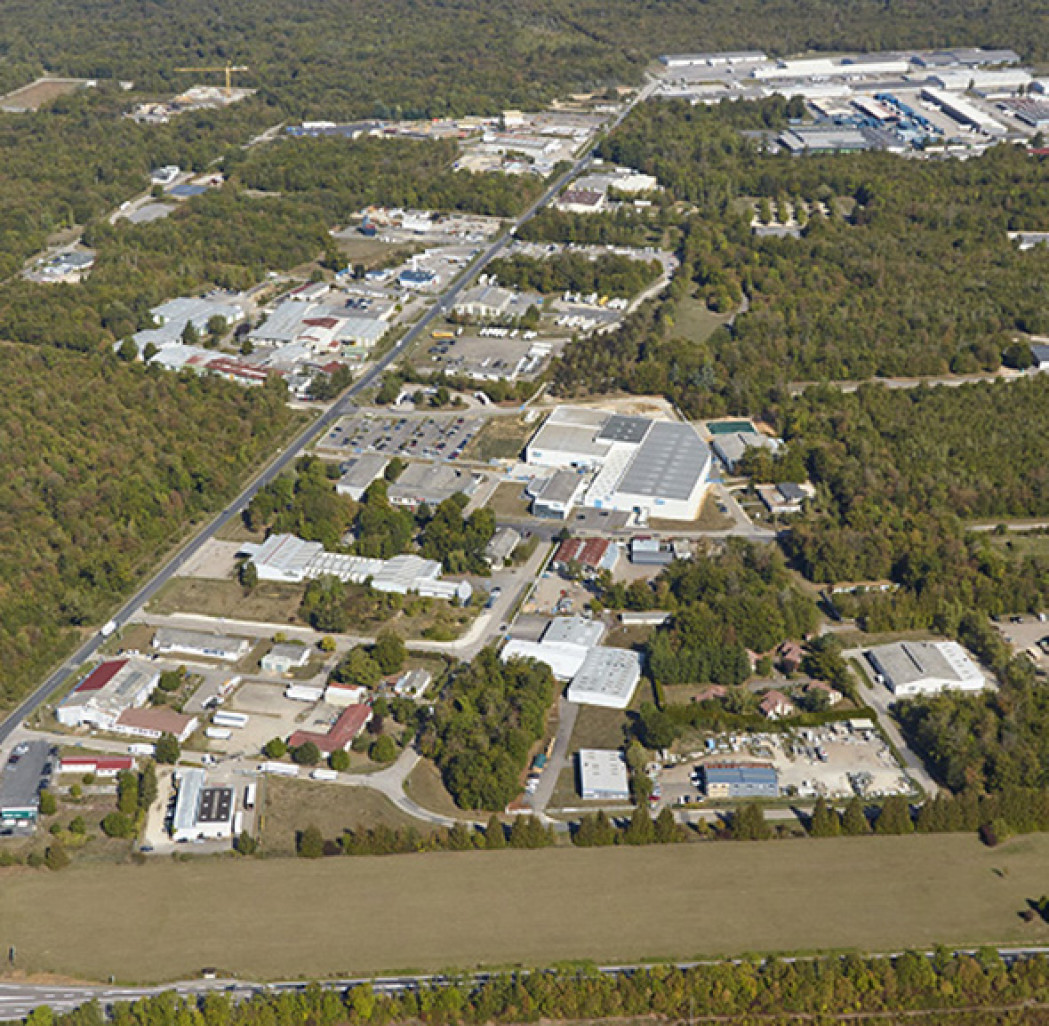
left=759, top=690, right=796, bottom=720
left=76, top=660, right=129, bottom=693
left=553, top=537, right=620, bottom=575
left=288, top=704, right=372, bottom=754
left=58, top=755, right=134, bottom=778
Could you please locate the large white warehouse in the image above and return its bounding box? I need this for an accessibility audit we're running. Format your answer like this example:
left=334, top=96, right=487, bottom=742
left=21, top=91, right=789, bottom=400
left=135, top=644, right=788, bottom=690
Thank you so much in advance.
left=866, top=640, right=988, bottom=698
left=525, top=406, right=712, bottom=521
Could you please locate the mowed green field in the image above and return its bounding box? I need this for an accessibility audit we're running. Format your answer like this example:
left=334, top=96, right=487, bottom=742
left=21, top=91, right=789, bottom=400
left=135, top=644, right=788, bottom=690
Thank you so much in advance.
left=3, top=834, right=1049, bottom=983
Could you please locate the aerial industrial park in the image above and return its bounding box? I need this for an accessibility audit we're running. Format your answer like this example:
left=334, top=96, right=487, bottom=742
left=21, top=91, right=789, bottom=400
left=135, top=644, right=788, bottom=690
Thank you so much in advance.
left=3, top=15, right=1049, bottom=1020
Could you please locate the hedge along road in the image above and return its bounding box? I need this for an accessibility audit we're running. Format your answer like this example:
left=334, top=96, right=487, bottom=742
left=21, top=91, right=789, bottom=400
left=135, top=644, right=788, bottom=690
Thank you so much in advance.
left=3, top=833, right=1049, bottom=983
left=0, top=79, right=657, bottom=749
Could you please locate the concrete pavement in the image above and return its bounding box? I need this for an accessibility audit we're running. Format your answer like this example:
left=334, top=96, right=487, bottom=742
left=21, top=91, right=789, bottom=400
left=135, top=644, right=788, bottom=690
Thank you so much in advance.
left=525, top=697, right=578, bottom=815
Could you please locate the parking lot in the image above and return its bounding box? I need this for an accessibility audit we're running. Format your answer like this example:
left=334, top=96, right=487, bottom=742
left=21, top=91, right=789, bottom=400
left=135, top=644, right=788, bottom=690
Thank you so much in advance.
left=659, top=724, right=911, bottom=805
left=995, top=614, right=1049, bottom=667
left=315, top=411, right=486, bottom=461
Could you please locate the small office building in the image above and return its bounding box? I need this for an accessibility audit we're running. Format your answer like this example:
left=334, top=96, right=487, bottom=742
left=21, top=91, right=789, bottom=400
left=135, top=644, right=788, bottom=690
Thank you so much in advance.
left=701, top=762, right=779, bottom=800
left=578, top=748, right=631, bottom=801
left=171, top=768, right=236, bottom=843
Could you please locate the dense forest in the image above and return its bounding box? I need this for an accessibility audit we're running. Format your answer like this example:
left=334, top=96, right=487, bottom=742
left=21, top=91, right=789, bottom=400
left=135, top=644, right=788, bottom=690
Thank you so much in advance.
left=3, top=0, right=1047, bottom=114
left=32, top=949, right=1049, bottom=1026
left=229, top=137, right=548, bottom=221
left=418, top=647, right=555, bottom=809
left=487, top=250, right=663, bottom=297
left=595, top=541, right=818, bottom=687
left=0, top=347, right=297, bottom=710
left=554, top=100, right=1049, bottom=415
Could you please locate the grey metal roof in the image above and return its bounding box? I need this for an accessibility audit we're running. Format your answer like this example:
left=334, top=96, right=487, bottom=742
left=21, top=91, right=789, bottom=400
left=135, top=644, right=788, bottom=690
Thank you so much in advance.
left=597, top=414, right=650, bottom=445
left=777, top=482, right=807, bottom=502
left=172, top=769, right=205, bottom=834
left=542, top=615, right=606, bottom=648
left=153, top=627, right=247, bottom=659
left=536, top=470, right=585, bottom=504
left=337, top=454, right=389, bottom=490
left=387, top=462, right=479, bottom=505
left=568, top=647, right=642, bottom=704
left=703, top=764, right=778, bottom=786
left=615, top=422, right=710, bottom=501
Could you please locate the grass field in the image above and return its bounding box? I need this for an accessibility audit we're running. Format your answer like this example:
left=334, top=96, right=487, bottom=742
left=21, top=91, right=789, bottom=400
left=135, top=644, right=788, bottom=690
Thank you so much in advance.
left=649, top=493, right=734, bottom=533
left=465, top=417, right=533, bottom=462
left=3, top=834, right=1049, bottom=982
left=404, top=760, right=463, bottom=819
left=260, top=778, right=431, bottom=855
left=146, top=578, right=475, bottom=639
left=149, top=578, right=305, bottom=624
left=485, top=481, right=533, bottom=519
left=672, top=291, right=732, bottom=344
left=0, top=77, right=87, bottom=111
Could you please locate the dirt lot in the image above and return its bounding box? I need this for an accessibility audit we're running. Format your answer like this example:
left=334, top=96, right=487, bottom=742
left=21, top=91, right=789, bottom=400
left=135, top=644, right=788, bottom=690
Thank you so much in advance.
left=0, top=77, right=87, bottom=111
left=464, top=417, right=533, bottom=462
left=523, top=573, right=593, bottom=617
left=175, top=539, right=242, bottom=581
left=661, top=725, right=910, bottom=805
left=148, top=579, right=305, bottom=624
left=3, top=833, right=1049, bottom=981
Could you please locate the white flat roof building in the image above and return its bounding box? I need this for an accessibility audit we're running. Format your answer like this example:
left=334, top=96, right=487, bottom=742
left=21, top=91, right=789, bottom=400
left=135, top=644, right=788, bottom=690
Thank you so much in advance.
left=152, top=628, right=250, bottom=663
left=261, top=643, right=311, bottom=675
left=542, top=615, right=606, bottom=649
left=526, top=406, right=712, bottom=520
left=501, top=639, right=590, bottom=681
left=867, top=640, right=988, bottom=698
left=578, top=748, right=631, bottom=801
left=335, top=454, right=389, bottom=500
left=244, top=534, right=324, bottom=583
left=244, top=533, right=470, bottom=601
left=171, top=769, right=235, bottom=843
left=530, top=469, right=589, bottom=519
left=567, top=647, right=643, bottom=709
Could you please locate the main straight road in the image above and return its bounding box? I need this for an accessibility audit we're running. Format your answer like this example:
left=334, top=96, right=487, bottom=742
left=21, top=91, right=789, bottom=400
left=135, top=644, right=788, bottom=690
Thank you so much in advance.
left=0, top=81, right=655, bottom=749
left=4, top=946, right=1049, bottom=1021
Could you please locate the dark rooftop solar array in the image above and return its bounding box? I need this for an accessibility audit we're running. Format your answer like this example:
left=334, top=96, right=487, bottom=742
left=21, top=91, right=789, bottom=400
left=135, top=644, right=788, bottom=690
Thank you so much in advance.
left=596, top=414, right=650, bottom=445
left=197, top=786, right=234, bottom=824
left=616, top=422, right=709, bottom=500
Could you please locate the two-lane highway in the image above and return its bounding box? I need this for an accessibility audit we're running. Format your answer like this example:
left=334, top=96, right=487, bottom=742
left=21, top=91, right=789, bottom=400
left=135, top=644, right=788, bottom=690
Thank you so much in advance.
left=0, top=82, right=654, bottom=748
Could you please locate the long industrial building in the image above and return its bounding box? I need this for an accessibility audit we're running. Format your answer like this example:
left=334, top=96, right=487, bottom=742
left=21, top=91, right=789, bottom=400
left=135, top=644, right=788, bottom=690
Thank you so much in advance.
left=525, top=406, right=712, bottom=521
left=242, top=533, right=472, bottom=602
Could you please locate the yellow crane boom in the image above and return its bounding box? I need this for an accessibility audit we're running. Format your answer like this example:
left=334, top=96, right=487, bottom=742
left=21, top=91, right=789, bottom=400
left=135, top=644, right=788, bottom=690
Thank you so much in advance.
left=174, top=62, right=249, bottom=98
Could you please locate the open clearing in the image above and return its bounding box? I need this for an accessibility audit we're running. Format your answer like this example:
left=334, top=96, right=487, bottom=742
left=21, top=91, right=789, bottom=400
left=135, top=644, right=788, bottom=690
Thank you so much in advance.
left=260, top=778, right=431, bottom=855
left=4, top=833, right=1049, bottom=982
left=0, top=77, right=88, bottom=111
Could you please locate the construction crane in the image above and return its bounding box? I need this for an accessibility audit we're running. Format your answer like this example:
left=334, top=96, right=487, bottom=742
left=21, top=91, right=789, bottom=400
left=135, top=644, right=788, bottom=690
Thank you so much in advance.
left=174, top=62, right=249, bottom=99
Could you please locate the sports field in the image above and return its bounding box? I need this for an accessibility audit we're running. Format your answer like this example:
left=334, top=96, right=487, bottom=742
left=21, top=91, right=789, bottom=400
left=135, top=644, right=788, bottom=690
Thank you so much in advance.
left=2, top=833, right=1049, bottom=983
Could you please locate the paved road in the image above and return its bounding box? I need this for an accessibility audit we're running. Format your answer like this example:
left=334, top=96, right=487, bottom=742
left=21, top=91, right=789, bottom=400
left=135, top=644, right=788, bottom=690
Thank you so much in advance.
left=526, top=697, right=579, bottom=815
left=787, top=366, right=1031, bottom=396
left=0, top=85, right=651, bottom=750
left=7, top=946, right=1049, bottom=1020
